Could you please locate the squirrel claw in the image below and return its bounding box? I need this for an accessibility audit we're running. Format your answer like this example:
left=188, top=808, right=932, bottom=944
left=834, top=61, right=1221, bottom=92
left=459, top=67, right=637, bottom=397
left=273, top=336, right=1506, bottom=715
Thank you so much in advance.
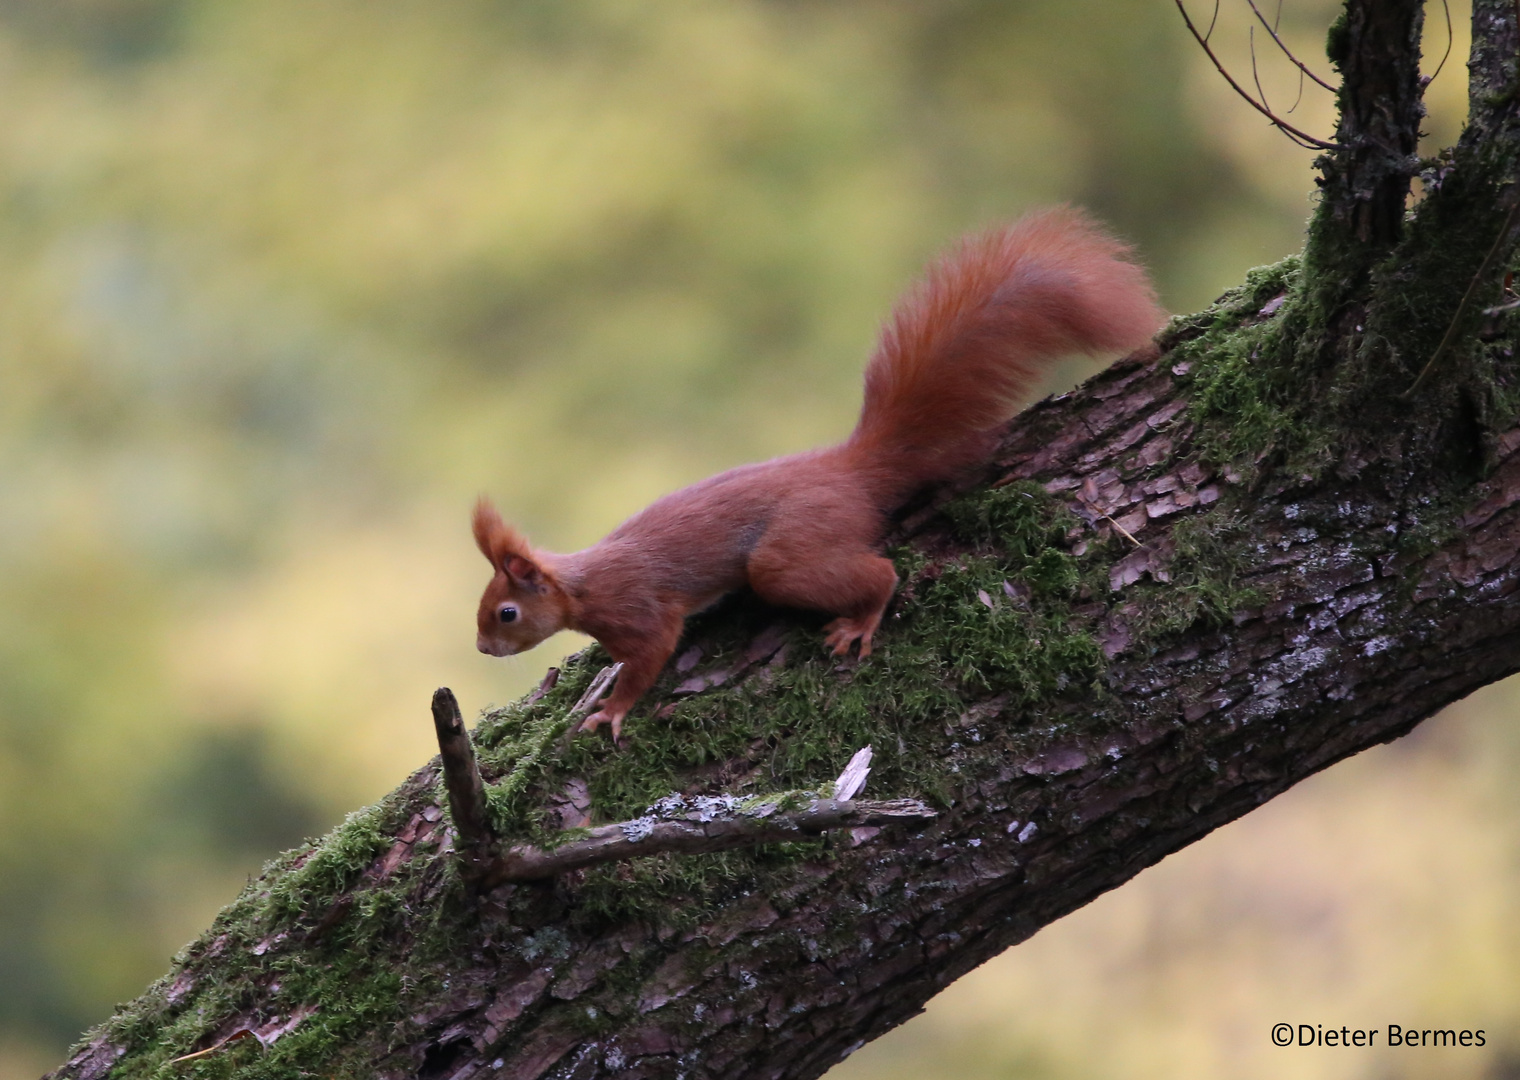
left=579, top=707, right=626, bottom=745
left=823, top=616, right=877, bottom=659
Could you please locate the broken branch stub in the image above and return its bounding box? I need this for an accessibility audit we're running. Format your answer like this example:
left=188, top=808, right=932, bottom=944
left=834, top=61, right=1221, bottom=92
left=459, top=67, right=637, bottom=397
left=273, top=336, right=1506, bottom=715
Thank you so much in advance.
left=430, top=687, right=497, bottom=881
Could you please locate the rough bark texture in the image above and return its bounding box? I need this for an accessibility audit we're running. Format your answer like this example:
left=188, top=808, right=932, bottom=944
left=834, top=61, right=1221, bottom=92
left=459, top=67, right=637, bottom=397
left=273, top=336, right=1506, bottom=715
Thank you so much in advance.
left=1320, top=0, right=1425, bottom=252
left=44, top=3, right=1520, bottom=1079
left=1466, top=0, right=1520, bottom=148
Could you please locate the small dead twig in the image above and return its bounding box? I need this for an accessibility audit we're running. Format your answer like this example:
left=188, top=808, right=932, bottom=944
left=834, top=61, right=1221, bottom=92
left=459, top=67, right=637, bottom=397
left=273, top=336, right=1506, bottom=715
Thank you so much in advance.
left=168, top=1006, right=316, bottom=1065
left=526, top=666, right=560, bottom=704
left=1076, top=496, right=1142, bottom=548
left=1173, top=0, right=1344, bottom=151
left=430, top=687, right=497, bottom=879
left=1106, top=515, right=1142, bottom=548
left=477, top=794, right=936, bottom=887
left=1249, top=26, right=1269, bottom=107
left=170, top=1030, right=259, bottom=1065
left=570, top=663, right=623, bottom=716
left=1405, top=196, right=1520, bottom=397
left=558, top=662, right=624, bottom=750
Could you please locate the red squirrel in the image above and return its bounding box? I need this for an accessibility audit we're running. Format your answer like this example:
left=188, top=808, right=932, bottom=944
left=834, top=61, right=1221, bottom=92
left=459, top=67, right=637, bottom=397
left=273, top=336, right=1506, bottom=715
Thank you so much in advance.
left=473, top=207, right=1164, bottom=742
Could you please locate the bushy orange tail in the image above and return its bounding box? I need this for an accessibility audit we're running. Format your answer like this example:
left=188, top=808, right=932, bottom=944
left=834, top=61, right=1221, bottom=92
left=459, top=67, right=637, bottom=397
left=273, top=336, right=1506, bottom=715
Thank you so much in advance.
left=845, top=206, right=1164, bottom=505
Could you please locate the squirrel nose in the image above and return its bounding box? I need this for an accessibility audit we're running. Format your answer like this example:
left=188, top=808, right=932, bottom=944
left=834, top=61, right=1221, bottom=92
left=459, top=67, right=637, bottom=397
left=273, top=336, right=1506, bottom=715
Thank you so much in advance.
left=476, top=635, right=492, bottom=654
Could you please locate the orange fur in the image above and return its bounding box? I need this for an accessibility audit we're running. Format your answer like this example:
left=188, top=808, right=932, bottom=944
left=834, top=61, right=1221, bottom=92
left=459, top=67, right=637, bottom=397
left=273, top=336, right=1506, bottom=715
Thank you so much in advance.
left=474, top=207, right=1165, bottom=743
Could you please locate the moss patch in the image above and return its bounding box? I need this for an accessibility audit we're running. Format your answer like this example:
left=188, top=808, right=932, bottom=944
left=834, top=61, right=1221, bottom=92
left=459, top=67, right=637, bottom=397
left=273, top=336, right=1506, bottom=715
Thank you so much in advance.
left=1166, top=256, right=1313, bottom=468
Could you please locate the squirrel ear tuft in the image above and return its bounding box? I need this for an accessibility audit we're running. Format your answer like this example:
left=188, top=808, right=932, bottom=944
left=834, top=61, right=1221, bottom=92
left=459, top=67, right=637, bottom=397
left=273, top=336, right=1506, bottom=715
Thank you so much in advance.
left=472, top=498, right=533, bottom=572
left=506, top=555, right=539, bottom=583
left=506, top=555, right=546, bottom=592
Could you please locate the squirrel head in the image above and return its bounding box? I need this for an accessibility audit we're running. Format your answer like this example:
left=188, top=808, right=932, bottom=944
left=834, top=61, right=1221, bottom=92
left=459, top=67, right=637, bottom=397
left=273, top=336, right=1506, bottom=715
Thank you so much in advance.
left=472, top=498, right=570, bottom=657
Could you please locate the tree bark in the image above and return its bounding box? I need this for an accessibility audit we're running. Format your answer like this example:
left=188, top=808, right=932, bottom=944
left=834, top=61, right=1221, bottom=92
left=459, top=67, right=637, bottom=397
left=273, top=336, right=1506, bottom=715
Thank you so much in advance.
left=46, top=4, right=1520, bottom=1079
left=1319, top=0, right=1424, bottom=253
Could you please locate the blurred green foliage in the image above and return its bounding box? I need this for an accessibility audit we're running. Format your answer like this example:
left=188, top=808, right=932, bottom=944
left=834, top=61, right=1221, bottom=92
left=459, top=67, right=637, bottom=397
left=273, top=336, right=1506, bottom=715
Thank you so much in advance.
left=4, top=1, right=1509, bottom=1078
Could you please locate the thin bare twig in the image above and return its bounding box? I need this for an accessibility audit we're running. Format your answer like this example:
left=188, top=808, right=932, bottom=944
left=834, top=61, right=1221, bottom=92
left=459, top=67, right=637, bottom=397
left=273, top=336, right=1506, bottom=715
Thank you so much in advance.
left=1074, top=495, right=1142, bottom=548
left=1106, top=515, right=1142, bottom=548
left=478, top=795, right=937, bottom=887
left=1243, top=0, right=1338, bottom=91
left=166, top=1006, right=316, bottom=1064
left=1427, top=0, right=1453, bottom=87
left=1288, top=65, right=1307, bottom=114
left=1405, top=196, right=1520, bottom=397
left=1247, top=19, right=1305, bottom=117
left=169, top=1030, right=259, bottom=1065
left=1250, top=27, right=1271, bottom=112
left=1275, top=0, right=1304, bottom=114
left=1174, top=0, right=1344, bottom=150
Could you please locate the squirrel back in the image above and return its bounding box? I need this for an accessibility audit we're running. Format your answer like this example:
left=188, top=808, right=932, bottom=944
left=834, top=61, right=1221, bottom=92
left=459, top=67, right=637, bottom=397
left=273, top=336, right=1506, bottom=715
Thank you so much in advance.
left=843, top=206, right=1162, bottom=505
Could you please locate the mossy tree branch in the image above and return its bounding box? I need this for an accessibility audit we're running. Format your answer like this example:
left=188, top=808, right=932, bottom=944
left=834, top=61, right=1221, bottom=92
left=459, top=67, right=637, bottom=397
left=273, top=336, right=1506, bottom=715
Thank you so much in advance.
left=44, top=4, right=1520, bottom=1079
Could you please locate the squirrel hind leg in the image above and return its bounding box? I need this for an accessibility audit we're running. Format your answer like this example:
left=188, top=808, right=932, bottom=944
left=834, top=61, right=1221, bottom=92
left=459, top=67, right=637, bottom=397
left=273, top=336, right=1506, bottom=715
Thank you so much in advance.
left=748, top=547, right=897, bottom=658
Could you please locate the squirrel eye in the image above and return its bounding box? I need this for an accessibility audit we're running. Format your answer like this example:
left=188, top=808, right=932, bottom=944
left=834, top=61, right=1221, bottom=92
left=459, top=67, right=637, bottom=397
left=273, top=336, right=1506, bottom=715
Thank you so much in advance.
left=498, top=605, right=518, bottom=624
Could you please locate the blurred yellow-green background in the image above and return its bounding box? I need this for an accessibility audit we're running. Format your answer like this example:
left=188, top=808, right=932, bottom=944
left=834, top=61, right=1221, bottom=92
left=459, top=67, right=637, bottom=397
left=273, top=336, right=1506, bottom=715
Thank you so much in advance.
left=1, top=1, right=1511, bottom=1077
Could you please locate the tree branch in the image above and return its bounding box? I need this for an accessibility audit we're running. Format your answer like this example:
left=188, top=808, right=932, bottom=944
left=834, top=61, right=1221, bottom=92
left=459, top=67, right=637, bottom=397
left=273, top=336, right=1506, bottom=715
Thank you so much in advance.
left=479, top=796, right=937, bottom=886
left=432, top=685, right=936, bottom=887
left=1464, top=0, right=1520, bottom=146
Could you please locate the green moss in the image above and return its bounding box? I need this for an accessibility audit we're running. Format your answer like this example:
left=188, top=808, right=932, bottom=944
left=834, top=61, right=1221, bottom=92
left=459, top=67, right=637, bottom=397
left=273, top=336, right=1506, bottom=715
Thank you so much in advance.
left=1324, top=8, right=1349, bottom=69
left=1163, top=213, right=1513, bottom=483
left=939, top=479, right=1074, bottom=556
left=1167, top=256, right=1314, bottom=467
left=263, top=806, right=391, bottom=921
left=75, top=778, right=476, bottom=1078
